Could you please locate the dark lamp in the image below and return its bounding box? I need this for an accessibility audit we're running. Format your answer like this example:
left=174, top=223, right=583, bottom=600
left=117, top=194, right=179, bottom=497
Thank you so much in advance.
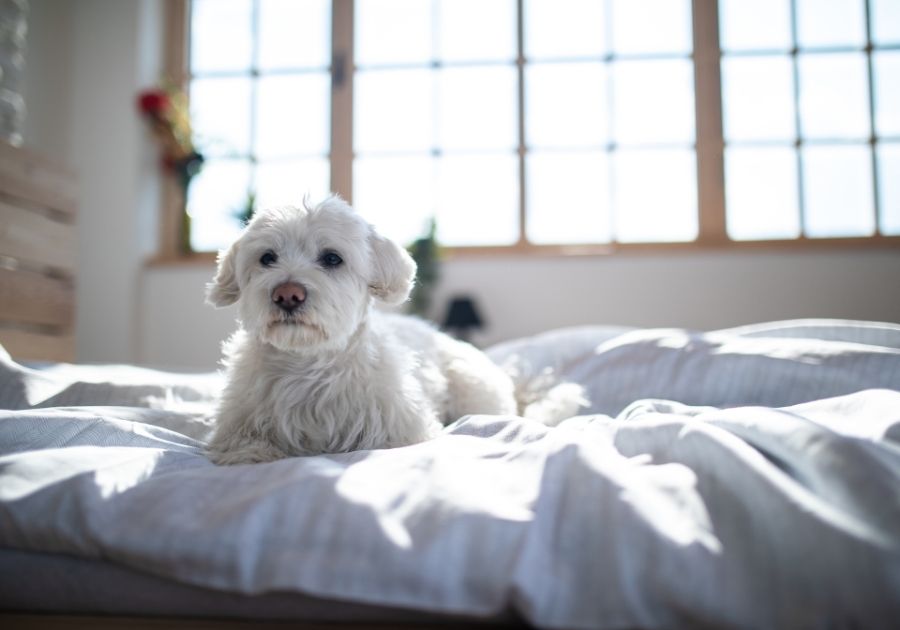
left=442, top=296, right=484, bottom=342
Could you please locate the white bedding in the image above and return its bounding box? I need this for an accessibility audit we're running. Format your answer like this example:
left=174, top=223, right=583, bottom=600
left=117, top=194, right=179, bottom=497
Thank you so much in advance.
left=1, top=320, right=899, bottom=628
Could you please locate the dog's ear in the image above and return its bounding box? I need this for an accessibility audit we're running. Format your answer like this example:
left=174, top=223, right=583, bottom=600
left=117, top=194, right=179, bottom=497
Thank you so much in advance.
left=206, top=241, right=241, bottom=307
left=368, top=230, right=416, bottom=305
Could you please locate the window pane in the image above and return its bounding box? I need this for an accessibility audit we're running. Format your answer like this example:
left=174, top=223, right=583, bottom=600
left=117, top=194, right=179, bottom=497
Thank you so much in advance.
left=257, top=0, right=331, bottom=71
left=438, top=66, right=518, bottom=152
left=354, top=155, right=436, bottom=246
left=526, top=62, right=609, bottom=149
left=796, top=0, right=866, bottom=49
left=722, top=56, right=795, bottom=142
left=190, top=77, right=252, bottom=157
left=437, top=154, right=519, bottom=246
left=525, top=0, right=609, bottom=60
left=719, top=0, right=792, bottom=52
left=878, top=143, right=900, bottom=236
left=355, top=0, right=432, bottom=67
left=612, top=59, right=695, bottom=146
left=190, top=0, right=252, bottom=74
left=798, top=53, right=869, bottom=140
left=188, top=158, right=251, bottom=252
left=256, top=73, right=331, bottom=159
left=726, top=147, right=800, bottom=240
left=439, top=0, right=516, bottom=62
left=874, top=51, right=900, bottom=137
left=355, top=69, right=434, bottom=153
left=610, top=0, right=692, bottom=55
left=871, top=0, right=900, bottom=45
left=527, top=151, right=612, bottom=244
left=255, top=159, right=331, bottom=210
left=802, top=145, right=875, bottom=238
left=613, top=149, right=697, bottom=242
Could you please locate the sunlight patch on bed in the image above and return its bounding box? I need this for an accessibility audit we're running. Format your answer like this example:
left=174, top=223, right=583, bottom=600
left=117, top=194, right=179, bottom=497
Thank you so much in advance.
left=0, top=447, right=163, bottom=501
left=708, top=336, right=900, bottom=364
left=618, top=462, right=723, bottom=554
left=21, top=372, right=72, bottom=407
left=334, top=442, right=539, bottom=551
left=592, top=329, right=689, bottom=354
left=93, top=450, right=164, bottom=499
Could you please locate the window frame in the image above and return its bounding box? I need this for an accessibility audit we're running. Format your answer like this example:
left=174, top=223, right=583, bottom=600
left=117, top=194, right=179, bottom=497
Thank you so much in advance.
left=155, top=0, right=900, bottom=263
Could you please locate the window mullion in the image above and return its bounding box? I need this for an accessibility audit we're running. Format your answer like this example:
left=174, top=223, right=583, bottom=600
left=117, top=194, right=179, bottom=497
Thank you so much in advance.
left=516, top=0, right=527, bottom=246
left=331, top=0, right=354, bottom=201
left=692, top=0, right=728, bottom=244
left=789, top=0, right=807, bottom=237
left=863, top=0, right=882, bottom=236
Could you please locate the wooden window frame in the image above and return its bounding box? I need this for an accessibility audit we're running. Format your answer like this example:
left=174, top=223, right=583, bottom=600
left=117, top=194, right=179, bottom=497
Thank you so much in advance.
left=154, top=0, right=899, bottom=265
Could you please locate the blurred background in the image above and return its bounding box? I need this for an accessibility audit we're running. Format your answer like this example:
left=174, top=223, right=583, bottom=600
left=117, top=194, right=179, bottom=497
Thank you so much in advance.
left=14, top=0, right=900, bottom=369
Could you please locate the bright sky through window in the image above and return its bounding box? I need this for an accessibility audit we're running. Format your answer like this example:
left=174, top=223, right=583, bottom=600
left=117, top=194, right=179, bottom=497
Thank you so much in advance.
left=187, top=0, right=332, bottom=252
left=184, top=0, right=899, bottom=253
left=353, top=0, right=696, bottom=247
left=720, top=0, right=900, bottom=240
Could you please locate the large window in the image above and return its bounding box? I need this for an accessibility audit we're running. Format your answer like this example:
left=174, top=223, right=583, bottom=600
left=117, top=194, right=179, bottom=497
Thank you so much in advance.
left=353, top=0, right=697, bottom=247
left=187, top=0, right=332, bottom=251
left=720, top=0, right=900, bottom=240
left=174, top=0, right=900, bottom=256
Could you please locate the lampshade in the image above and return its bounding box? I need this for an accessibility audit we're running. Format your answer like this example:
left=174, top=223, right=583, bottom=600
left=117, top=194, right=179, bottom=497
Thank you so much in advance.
left=442, top=296, right=484, bottom=332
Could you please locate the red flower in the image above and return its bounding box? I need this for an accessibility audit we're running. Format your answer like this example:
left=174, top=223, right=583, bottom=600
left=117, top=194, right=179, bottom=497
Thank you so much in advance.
left=137, top=84, right=203, bottom=192
left=138, top=90, right=170, bottom=116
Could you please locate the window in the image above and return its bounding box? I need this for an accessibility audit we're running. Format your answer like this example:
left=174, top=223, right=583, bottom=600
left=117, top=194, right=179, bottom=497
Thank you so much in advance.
left=720, top=0, right=900, bottom=240
left=353, top=0, right=697, bottom=247
left=353, top=0, right=521, bottom=247
left=170, top=0, right=900, bottom=256
left=186, top=0, right=332, bottom=252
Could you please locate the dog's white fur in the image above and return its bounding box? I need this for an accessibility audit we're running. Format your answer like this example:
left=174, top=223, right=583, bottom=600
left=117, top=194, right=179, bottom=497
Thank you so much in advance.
left=205, top=196, right=519, bottom=465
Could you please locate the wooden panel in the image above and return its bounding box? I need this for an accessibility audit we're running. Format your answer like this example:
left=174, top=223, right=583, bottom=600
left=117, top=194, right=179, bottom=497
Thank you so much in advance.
left=0, top=200, right=75, bottom=273
left=0, top=268, right=74, bottom=328
left=0, top=327, right=75, bottom=363
left=0, top=141, right=77, bottom=215
left=0, top=142, right=77, bottom=213
left=0, top=141, right=76, bottom=363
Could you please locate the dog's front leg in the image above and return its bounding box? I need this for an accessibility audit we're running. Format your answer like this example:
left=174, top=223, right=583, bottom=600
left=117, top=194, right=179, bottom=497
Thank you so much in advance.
left=207, top=424, right=291, bottom=465
left=207, top=441, right=290, bottom=465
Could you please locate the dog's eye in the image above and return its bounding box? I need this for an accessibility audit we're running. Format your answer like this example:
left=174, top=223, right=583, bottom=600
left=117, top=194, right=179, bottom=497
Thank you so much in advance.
left=320, top=251, right=343, bottom=268
left=260, top=251, right=278, bottom=267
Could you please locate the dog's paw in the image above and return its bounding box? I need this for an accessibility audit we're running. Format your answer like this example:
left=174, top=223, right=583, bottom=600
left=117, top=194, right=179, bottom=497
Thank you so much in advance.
left=508, top=363, right=590, bottom=427
left=522, top=381, right=589, bottom=427
left=207, top=442, right=289, bottom=466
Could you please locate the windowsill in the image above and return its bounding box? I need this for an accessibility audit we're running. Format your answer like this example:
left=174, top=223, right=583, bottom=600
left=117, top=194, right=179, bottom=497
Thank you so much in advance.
left=145, top=251, right=218, bottom=267
left=144, top=235, right=900, bottom=268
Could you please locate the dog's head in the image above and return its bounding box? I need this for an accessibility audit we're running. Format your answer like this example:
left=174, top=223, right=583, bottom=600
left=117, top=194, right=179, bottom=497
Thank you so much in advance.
left=207, top=196, right=416, bottom=353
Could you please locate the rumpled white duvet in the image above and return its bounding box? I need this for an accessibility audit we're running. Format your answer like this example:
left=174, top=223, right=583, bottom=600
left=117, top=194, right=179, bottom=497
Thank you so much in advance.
left=1, top=320, right=899, bottom=628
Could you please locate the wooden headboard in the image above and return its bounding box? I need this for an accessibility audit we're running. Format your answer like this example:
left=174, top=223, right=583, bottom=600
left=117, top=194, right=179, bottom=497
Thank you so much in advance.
left=0, top=141, right=77, bottom=362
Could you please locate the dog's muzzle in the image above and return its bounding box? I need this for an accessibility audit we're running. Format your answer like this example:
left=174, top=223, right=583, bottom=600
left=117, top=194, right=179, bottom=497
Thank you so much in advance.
left=272, top=282, right=307, bottom=314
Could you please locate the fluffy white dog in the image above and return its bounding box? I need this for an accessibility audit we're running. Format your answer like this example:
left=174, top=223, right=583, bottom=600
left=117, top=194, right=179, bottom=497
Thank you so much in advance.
left=205, top=196, right=521, bottom=465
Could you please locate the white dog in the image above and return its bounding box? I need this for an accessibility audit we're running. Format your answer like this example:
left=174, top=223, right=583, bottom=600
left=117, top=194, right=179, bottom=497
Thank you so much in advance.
left=205, top=196, right=521, bottom=465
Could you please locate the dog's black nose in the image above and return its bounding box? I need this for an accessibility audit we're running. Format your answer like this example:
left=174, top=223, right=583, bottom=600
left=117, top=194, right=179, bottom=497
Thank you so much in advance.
left=272, top=282, right=307, bottom=313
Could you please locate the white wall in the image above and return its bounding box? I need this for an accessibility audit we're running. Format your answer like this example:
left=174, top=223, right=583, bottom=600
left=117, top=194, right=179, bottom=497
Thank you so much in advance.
left=22, top=1, right=900, bottom=371
left=141, top=249, right=900, bottom=370
left=433, top=249, right=900, bottom=339
left=24, top=0, right=163, bottom=364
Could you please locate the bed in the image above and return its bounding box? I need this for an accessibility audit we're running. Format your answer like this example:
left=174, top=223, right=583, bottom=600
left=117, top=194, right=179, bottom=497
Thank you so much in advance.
left=1, top=319, right=899, bottom=628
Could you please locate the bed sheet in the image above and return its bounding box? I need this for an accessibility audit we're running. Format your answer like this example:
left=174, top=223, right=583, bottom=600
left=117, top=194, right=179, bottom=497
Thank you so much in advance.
left=1, top=320, right=899, bottom=629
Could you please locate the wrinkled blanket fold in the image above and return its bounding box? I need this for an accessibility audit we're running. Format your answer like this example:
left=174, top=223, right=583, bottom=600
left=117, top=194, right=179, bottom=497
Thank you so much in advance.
left=1, top=321, right=899, bottom=628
